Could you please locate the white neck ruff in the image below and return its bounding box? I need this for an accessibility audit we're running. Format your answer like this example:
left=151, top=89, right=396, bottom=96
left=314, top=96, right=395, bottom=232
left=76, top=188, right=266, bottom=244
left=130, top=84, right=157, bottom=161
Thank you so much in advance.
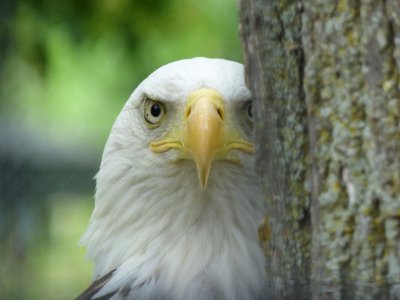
left=82, top=158, right=266, bottom=299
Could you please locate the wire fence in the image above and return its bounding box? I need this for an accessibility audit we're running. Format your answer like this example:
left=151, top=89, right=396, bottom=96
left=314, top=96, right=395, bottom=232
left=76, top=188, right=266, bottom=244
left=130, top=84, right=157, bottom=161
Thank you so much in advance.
left=0, top=123, right=99, bottom=299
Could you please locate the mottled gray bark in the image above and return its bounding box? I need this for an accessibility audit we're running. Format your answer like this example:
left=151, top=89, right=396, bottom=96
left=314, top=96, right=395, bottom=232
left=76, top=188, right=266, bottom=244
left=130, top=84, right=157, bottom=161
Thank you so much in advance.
left=304, top=1, right=400, bottom=299
left=239, top=1, right=311, bottom=299
left=240, top=0, right=400, bottom=299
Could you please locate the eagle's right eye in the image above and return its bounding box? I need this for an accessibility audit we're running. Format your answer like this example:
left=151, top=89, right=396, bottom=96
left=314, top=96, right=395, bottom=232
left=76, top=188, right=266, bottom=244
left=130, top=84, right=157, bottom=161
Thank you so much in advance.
left=144, top=98, right=166, bottom=125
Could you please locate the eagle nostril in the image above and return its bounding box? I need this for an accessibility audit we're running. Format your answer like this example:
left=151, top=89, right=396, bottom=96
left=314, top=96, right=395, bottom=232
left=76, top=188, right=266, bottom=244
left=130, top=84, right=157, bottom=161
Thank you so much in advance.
left=217, top=107, right=224, bottom=120
left=185, top=106, right=192, bottom=120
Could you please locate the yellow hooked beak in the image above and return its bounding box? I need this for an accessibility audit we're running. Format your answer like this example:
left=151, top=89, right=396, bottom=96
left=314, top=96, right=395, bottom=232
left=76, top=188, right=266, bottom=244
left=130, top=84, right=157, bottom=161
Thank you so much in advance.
left=149, top=88, right=253, bottom=190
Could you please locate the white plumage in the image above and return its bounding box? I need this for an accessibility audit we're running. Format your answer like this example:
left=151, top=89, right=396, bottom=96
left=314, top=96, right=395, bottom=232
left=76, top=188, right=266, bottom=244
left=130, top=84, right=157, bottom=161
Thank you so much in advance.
left=78, top=58, right=267, bottom=299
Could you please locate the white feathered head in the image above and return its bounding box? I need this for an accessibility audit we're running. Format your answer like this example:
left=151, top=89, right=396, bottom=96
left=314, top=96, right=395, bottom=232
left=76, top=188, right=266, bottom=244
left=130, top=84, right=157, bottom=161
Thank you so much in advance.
left=78, top=58, right=266, bottom=300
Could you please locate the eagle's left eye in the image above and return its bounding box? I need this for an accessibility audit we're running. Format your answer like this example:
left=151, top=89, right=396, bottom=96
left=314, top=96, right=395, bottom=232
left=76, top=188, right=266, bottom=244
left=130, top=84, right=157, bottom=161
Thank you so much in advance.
left=245, top=101, right=253, bottom=121
left=144, top=99, right=166, bottom=125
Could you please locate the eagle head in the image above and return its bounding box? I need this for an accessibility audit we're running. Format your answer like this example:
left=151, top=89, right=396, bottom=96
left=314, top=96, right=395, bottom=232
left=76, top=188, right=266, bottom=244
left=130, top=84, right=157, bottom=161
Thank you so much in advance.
left=78, top=58, right=266, bottom=300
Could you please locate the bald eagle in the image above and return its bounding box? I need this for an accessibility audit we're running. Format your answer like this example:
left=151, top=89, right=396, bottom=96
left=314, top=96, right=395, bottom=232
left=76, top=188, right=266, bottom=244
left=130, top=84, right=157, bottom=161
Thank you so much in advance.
left=77, top=58, right=267, bottom=299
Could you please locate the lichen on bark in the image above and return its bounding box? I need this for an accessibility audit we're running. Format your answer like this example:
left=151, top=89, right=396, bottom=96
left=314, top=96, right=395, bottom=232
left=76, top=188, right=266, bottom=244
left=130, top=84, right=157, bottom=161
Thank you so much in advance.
left=241, top=0, right=400, bottom=298
left=303, top=0, right=400, bottom=298
left=240, top=0, right=311, bottom=298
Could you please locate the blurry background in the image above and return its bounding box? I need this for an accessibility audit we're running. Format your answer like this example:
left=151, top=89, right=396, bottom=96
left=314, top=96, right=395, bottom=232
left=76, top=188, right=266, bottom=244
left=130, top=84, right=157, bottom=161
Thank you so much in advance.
left=0, top=0, right=242, bottom=298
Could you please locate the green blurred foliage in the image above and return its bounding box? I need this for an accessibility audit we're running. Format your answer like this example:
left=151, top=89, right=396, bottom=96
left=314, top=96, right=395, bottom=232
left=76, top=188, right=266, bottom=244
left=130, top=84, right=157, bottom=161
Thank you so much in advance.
left=1, top=0, right=242, bottom=299
left=8, top=197, right=93, bottom=299
left=2, top=0, right=242, bottom=149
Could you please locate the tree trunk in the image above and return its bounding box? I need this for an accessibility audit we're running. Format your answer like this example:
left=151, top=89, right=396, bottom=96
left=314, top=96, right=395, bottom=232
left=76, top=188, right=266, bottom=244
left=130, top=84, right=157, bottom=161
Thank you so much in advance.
left=240, top=0, right=400, bottom=299
left=239, top=1, right=311, bottom=299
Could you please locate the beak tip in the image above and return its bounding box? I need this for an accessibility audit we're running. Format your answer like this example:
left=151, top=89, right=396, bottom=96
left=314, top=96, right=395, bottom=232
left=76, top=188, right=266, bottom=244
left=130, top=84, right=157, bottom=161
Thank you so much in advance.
left=199, top=176, right=208, bottom=191
left=200, top=183, right=207, bottom=191
left=197, top=163, right=210, bottom=191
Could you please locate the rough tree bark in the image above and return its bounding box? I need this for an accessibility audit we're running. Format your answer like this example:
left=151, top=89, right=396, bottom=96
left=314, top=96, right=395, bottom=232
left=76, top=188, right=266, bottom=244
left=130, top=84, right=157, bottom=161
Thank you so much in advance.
left=240, top=1, right=400, bottom=299
left=240, top=1, right=311, bottom=299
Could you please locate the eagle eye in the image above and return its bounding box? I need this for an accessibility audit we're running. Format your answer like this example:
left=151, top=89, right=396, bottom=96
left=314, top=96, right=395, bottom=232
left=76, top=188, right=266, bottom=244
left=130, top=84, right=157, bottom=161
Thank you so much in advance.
left=144, top=98, right=166, bottom=125
left=245, top=101, right=253, bottom=121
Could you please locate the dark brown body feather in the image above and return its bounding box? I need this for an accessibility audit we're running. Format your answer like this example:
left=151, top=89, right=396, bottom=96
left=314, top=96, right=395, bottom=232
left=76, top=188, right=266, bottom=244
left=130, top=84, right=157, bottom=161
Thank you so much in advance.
left=75, top=270, right=116, bottom=300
